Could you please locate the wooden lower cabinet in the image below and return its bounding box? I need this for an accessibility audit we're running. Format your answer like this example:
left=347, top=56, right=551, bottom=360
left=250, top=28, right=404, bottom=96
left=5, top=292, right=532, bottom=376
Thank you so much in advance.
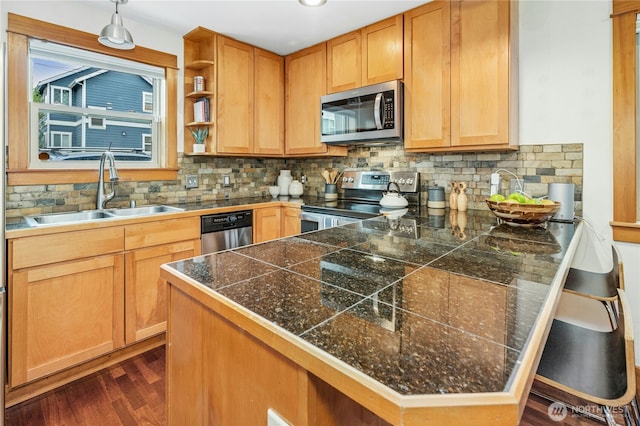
left=125, top=239, right=199, bottom=344
left=281, top=206, right=301, bottom=237
left=254, top=206, right=282, bottom=243
left=8, top=216, right=201, bottom=389
left=254, top=205, right=302, bottom=242
left=167, top=285, right=386, bottom=426
left=9, top=253, right=125, bottom=387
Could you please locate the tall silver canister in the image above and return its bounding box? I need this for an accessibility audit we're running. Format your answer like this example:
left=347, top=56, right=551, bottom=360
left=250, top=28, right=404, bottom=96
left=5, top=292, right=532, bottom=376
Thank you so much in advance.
left=548, top=182, right=575, bottom=222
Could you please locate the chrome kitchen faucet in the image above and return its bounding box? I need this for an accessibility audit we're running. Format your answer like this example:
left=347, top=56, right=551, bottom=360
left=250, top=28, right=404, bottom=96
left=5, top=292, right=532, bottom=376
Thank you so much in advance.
left=96, top=150, right=119, bottom=209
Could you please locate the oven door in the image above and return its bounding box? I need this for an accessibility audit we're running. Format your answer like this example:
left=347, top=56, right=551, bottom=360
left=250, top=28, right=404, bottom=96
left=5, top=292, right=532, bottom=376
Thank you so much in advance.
left=300, top=211, right=362, bottom=233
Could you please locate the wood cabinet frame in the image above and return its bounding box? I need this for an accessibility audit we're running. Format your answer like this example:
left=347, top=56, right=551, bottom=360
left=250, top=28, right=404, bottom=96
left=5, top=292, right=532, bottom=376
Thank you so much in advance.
left=611, top=1, right=640, bottom=242
left=6, top=13, right=179, bottom=185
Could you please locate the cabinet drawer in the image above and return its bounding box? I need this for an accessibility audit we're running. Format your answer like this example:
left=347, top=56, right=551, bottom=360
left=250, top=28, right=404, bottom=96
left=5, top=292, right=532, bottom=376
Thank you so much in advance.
left=10, top=227, right=125, bottom=270
left=125, top=216, right=200, bottom=250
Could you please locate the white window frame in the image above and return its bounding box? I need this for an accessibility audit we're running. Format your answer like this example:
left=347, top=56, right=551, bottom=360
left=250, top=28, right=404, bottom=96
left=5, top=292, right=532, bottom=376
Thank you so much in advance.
left=49, top=131, right=72, bottom=148
left=142, top=91, right=153, bottom=113
left=50, top=85, right=71, bottom=106
left=143, top=133, right=152, bottom=153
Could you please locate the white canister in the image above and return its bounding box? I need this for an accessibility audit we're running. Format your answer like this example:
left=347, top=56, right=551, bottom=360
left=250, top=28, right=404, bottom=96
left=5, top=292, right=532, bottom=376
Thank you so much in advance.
left=277, top=170, right=292, bottom=196
left=194, top=76, right=205, bottom=92
left=288, top=180, right=303, bottom=198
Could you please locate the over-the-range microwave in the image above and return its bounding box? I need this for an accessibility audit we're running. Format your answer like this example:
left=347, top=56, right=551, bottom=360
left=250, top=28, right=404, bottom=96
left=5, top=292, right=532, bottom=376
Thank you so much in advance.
left=320, top=80, right=403, bottom=146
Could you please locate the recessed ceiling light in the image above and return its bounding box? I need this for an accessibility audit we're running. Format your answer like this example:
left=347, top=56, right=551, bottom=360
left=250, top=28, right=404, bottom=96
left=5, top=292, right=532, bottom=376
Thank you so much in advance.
left=299, top=0, right=327, bottom=7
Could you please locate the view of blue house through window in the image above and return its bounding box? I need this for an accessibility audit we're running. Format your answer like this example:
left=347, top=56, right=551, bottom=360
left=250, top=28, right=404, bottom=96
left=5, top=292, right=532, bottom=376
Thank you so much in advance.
left=29, top=39, right=166, bottom=164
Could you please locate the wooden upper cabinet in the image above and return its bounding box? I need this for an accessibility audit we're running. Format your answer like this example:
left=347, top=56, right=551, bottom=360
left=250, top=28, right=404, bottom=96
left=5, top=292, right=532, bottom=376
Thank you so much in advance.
left=451, top=0, right=517, bottom=149
left=404, top=1, right=451, bottom=150
left=327, top=16, right=403, bottom=94
left=183, top=27, right=217, bottom=154
left=285, top=43, right=347, bottom=157
left=327, top=31, right=362, bottom=93
left=183, top=29, right=284, bottom=157
left=362, top=15, right=404, bottom=86
left=254, top=48, right=285, bottom=155
left=404, top=0, right=518, bottom=152
left=216, top=36, right=255, bottom=154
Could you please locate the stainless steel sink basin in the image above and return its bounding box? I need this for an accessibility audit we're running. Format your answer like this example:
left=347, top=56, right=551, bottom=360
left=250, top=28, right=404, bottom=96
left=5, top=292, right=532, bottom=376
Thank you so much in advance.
left=105, top=205, right=185, bottom=216
left=24, top=205, right=185, bottom=227
left=25, top=210, right=117, bottom=227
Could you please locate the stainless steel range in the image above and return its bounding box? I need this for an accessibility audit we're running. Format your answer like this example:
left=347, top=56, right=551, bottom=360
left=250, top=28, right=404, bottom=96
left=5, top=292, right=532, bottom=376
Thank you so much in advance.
left=300, top=170, right=420, bottom=233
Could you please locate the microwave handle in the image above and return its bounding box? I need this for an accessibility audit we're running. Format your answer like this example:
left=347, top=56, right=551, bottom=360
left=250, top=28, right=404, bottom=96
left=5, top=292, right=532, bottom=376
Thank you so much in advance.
left=373, top=92, right=383, bottom=129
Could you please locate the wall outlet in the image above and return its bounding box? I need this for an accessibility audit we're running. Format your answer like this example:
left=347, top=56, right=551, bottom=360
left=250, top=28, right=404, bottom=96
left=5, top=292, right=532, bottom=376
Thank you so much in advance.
left=185, top=174, right=199, bottom=189
left=223, top=175, right=231, bottom=187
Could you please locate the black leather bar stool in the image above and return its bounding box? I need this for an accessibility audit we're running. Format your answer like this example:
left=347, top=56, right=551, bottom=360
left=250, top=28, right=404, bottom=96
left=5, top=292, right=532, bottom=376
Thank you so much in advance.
left=563, top=245, right=623, bottom=329
left=536, top=289, right=639, bottom=425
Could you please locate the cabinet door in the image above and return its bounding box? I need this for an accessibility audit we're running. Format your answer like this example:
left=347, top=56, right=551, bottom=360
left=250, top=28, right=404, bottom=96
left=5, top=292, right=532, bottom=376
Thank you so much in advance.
left=254, top=206, right=281, bottom=243
left=10, top=254, right=125, bottom=386
left=281, top=206, right=301, bottom=237
left=254, top=48, right=285, bottom=155
left=285, top=43, right=327, bottom=155
left=217, top=36, right=254, bottom=154
left=125, top=239, right=200, bottom=344
left=362, top=15, right=404, bottom=86
left=326, top=30, right=361, bottom=93
left=451, top=0, right=514, bottom=148
left=404, top=1, right=451, bottom=150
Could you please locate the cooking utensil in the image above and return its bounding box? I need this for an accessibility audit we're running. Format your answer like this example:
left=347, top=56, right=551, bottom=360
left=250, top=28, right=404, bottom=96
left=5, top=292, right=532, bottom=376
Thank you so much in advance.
left=379, top=182, right=408, bottom=208
left=321, top=170, right=331, bottom=184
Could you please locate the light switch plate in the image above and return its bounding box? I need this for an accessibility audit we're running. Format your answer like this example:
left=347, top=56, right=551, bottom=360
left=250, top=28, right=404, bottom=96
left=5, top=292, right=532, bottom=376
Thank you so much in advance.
left=223, top=175, right=230, bottom=187
left=185, top=174, right=199, bottom=189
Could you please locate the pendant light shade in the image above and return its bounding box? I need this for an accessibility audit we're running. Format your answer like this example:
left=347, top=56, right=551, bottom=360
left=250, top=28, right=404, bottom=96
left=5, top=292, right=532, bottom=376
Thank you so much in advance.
left=299, top=0, right=327, bottom=6
left=98, top=0, right=135, bottom=50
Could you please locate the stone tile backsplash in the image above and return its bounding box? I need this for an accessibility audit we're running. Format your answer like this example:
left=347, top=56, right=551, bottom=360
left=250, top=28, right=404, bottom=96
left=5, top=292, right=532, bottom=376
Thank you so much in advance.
left=5, top=143, right=582, bottom=219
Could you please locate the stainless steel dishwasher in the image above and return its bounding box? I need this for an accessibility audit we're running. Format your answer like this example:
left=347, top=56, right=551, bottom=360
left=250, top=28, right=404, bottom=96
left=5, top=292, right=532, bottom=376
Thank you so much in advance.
left=201, top=210, right=253, bottom=254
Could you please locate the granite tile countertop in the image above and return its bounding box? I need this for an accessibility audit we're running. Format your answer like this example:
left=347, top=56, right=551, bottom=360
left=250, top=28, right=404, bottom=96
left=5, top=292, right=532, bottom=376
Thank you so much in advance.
left=164, top=208, right=578, bottom=397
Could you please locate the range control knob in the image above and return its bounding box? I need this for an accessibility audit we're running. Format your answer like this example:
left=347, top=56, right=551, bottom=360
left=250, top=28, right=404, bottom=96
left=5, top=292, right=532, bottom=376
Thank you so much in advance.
left=406, top=178, right=414, bottom=185
left=348, top=177, right=354, bottom=183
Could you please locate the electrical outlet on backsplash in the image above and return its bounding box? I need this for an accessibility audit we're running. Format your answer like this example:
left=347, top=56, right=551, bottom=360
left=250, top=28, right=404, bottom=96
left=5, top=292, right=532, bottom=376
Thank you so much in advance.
left=4, top=143, right=582, bottom=219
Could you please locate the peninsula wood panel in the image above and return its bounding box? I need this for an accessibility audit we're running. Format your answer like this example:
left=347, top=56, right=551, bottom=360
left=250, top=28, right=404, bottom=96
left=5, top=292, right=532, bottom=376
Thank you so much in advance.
left=10, top=254, right=125, bottom=386
left=167, top=286, right=309, bottom=425
left=125, top=239, right=200, bottom=344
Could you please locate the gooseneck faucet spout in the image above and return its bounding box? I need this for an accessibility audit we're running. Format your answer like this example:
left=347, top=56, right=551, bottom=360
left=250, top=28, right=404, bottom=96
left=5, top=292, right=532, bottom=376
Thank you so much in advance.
left=97, top=151, right=119, bottom=209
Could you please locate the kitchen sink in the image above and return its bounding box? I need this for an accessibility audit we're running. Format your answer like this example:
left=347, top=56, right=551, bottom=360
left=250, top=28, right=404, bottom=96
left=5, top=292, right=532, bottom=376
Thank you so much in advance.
left=105, top=205, right=185, bottom=216
left=25, top=210, right=117, bottom=227
left=24, top=205, right=185, bottom=227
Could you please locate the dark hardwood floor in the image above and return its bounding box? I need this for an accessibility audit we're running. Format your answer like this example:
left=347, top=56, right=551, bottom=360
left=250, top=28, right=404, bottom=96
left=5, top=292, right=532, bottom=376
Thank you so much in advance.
left=4, top=346, right=619, bottom=425
left=6, top=347, right=165, bottom=426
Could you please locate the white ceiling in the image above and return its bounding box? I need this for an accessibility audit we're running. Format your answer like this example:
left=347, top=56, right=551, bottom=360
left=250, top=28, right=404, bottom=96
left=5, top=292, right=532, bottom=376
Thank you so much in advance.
left=92, top=0, right=429, bottom=55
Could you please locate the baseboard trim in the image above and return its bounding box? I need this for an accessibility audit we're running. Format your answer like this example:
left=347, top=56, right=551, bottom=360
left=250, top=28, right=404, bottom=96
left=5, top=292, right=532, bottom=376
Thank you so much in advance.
left=5, top=334, right=165, bottom=408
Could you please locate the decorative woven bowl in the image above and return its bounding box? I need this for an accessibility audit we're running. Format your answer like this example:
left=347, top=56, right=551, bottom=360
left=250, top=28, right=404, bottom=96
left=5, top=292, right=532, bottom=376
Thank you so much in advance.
left=486, top=200, right=561, bottom=227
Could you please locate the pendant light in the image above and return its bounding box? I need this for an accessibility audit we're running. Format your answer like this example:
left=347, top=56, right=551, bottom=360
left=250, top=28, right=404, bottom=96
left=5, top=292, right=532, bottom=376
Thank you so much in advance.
left=299, top=0, right=327, bottom=6
left=98, top=0, right=135, bottom=50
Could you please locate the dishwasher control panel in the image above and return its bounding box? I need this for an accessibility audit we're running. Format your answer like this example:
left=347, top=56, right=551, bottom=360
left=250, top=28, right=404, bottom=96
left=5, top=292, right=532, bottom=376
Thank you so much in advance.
left=201, top=210, right=253, bottom=233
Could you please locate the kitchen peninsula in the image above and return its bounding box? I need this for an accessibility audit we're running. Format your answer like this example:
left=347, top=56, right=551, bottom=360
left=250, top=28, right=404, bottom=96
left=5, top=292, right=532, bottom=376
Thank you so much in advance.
left=160, top=209, right=581, bottom=425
